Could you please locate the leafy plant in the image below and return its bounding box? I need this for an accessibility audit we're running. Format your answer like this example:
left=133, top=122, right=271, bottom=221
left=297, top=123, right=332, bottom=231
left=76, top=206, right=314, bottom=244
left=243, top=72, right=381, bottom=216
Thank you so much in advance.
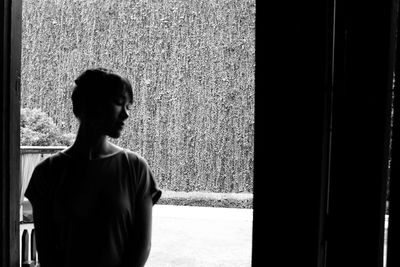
left=20, top=108, right=75, bottom=146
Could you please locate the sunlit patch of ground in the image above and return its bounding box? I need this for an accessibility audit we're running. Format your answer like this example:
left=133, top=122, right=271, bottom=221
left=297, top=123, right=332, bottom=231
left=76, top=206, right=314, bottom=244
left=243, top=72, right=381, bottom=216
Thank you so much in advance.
left=147, top=205, right=253, bottom=267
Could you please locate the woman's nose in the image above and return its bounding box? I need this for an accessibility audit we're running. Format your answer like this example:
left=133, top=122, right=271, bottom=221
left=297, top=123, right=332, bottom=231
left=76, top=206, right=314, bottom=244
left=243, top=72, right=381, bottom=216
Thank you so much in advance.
left=121, top=107, right=129, bottom=120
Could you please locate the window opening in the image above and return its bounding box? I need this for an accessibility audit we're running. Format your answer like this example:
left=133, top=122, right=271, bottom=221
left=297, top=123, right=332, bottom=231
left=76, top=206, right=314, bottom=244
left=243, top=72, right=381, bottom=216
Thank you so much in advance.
left=20, top=1, right=255, bottom=266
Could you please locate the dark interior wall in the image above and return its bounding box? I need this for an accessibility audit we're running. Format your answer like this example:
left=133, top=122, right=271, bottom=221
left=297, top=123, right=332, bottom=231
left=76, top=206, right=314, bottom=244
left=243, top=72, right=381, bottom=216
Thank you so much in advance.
left=255, top=1, right=330, bottom=266
left=256, top=0, right=394, bottom=266
left=326, top=0, right=394, bottom=266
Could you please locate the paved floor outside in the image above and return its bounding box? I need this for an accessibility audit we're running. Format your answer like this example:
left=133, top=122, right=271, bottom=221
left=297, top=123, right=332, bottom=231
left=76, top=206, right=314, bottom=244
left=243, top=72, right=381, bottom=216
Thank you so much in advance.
left=146, top=205, right=253, bottom=267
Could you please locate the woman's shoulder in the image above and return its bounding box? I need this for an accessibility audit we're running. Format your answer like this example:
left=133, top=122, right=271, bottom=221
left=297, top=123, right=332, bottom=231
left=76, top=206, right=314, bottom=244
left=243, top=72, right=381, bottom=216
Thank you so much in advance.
left=123, top=148, right=146, bottom=164
left=27, top=152, right=67, bottom=195
left=29, top=153, right=69, bottom=184
left=34, top=151, right=66, bottom=170
left=122, top=149, right=154, bottom=173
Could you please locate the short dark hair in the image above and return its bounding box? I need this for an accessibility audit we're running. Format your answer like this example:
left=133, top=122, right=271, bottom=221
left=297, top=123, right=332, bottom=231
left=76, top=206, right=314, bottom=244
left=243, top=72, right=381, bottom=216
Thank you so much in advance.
left=71, top=68, right=133, bottom=118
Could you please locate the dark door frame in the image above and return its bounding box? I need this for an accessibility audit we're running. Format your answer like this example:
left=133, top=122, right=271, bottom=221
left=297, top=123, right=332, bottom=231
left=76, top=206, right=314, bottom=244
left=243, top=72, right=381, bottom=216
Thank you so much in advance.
left=387, top=0, right=400, bottom=266
left=322, top=0, right=398, bottom=266
left=262, top=0, right=399, bottom=266
left=1, top=0, right=22, bottom=266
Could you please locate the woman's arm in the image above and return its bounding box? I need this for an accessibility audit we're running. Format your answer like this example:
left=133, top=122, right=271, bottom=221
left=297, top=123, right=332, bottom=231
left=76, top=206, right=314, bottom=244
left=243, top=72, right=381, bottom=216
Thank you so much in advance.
left=25, top=161, right=57, bottom=267
left=31, top=201, right=56, bottom=267
left=124, top=194, right=154, bottom=267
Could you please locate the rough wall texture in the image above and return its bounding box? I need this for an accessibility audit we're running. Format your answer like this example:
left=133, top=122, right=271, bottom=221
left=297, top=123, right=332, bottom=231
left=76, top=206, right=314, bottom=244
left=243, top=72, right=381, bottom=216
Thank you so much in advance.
left=21, top=0, right=255, bottom=193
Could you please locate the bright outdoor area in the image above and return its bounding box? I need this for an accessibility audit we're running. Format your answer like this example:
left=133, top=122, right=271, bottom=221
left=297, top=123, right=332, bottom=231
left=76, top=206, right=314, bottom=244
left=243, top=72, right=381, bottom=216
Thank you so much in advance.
left=19, top=0, right=255, bottom=266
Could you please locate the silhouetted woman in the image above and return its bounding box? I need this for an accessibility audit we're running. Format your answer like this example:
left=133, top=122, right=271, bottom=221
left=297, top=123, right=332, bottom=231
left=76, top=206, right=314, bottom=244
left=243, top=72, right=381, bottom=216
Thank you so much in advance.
left=25, top=68, right=162, bottom=267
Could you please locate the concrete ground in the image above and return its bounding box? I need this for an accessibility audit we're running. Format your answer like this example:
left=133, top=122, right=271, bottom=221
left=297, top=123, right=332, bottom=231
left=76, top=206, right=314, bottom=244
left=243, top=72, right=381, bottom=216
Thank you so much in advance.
left=147, top=205, right=253, bottom=267
left=21, top=201, right=253, bottom=266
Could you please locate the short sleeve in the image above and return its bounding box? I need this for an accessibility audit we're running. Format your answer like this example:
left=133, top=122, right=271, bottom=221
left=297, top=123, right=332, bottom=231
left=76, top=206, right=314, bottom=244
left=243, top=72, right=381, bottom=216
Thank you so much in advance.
left=25, top=159, right=51, bottom=208
left=136, top=156, right=162, bottom=205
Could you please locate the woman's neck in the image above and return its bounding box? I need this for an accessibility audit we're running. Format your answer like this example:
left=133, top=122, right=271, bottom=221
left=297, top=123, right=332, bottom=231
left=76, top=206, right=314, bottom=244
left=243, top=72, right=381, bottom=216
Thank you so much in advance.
left=67, top=124, right=113, bottom=160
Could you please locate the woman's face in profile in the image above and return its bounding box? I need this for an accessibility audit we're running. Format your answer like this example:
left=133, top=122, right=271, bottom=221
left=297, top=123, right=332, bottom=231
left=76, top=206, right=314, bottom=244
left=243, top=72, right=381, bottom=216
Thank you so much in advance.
left=104, top=91, right=131, bottom=138
left=85, top=91, right=131, bottom=138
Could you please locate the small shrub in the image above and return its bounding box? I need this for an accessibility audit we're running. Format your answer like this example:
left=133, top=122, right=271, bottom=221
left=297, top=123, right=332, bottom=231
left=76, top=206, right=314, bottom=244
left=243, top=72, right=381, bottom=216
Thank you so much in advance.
left=20, top=107, right=75, bottom=146
left=58, top=132, right=76, bottom=146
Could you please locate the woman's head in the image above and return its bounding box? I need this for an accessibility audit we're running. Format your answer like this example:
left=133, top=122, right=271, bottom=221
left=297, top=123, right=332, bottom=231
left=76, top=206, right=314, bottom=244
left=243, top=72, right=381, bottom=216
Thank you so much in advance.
left=71, top=68, right=133, bottom=138
left=72, top=68, right=133, bottom=118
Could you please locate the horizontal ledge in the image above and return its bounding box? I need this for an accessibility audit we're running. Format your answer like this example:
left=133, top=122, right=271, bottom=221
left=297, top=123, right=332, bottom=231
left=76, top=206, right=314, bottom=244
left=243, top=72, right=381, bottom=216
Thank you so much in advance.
left=20, top=146, right=67, bottom=154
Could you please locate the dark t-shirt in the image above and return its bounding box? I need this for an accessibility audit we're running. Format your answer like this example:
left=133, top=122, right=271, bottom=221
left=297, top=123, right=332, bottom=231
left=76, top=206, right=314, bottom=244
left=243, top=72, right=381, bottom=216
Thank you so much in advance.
left=25, top=149, right=162, bottom=267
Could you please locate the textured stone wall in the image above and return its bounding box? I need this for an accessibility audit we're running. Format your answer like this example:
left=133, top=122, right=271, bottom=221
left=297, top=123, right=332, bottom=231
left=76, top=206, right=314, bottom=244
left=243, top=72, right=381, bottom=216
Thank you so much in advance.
left=21, top=0, right=255, bottom=192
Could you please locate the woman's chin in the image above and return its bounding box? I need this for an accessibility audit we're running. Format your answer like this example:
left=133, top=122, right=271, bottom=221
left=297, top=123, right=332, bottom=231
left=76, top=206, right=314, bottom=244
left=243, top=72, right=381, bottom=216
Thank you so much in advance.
left=107, top=129, right=122, bottom=139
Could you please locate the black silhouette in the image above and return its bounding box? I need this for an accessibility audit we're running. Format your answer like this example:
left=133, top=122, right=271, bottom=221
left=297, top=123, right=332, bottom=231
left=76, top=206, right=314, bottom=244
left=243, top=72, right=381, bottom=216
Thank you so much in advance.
left=25, top=68, right=162, bottom=267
